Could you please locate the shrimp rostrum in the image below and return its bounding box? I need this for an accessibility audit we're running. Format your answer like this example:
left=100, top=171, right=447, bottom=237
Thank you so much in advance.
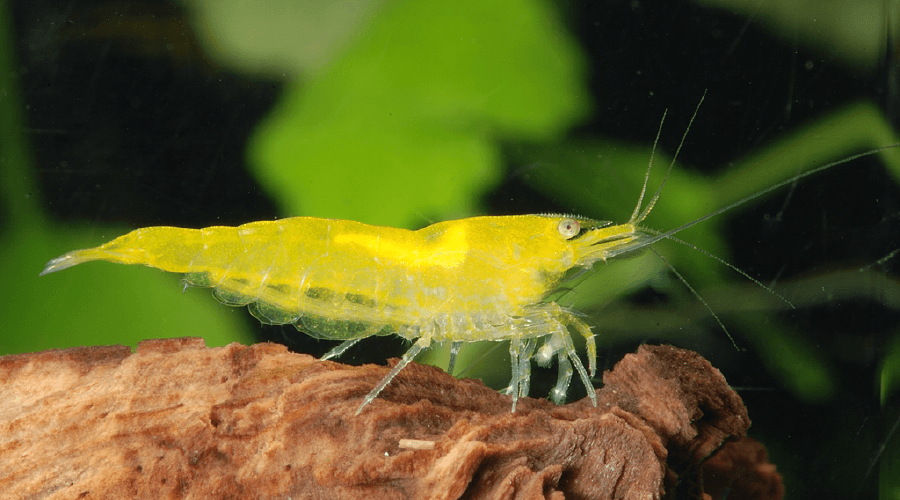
left=41, top=212, right=648, bottom=413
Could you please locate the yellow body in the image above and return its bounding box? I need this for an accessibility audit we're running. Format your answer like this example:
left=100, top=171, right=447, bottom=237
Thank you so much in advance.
left=41, top=214, right=642, bottom=412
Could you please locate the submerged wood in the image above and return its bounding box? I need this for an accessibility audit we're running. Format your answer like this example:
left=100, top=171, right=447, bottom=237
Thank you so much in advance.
left=0, top=339, right=778, bottom=499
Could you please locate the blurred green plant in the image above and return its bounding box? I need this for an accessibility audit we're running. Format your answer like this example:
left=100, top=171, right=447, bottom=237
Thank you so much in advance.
left=695, top=0, right=890, bottom=70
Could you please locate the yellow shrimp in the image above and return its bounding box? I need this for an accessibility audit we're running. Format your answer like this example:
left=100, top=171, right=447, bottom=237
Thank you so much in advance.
left=38, top=114, right=896, bottom=414
left=40, top=213, right=636, bottom=413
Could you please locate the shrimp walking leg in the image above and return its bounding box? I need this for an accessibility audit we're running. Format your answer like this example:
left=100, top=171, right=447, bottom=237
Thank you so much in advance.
left=517, top=339, right=537, bottom=400
left=357, top=333, right=431, bottom=415
left=505, top=336, right=524, bottom=412
left=446, top=341, right=463, bottom=376
left=521, top=305, right=598, bottom=407
left=504, top=336, right=540, bottom=411
left=551, top=347, right=574, bottom=405
left=552, top=326, right=595, bottom=406
left=568, top=316, right=597, bottom=377
left=321, top=338, right=362, bottom=361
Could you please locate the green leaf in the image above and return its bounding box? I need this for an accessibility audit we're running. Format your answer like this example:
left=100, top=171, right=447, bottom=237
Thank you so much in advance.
left=245, top=0, right=590, bottom=225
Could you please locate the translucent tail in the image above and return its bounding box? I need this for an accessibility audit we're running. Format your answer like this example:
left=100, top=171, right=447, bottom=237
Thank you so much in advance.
left=40, top=248, right=136, bottom=275
left=39, top=226, right=200, bottom=276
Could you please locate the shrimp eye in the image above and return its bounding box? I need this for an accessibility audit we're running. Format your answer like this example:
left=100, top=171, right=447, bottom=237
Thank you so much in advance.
left=557, top=218, right=580, bottom=239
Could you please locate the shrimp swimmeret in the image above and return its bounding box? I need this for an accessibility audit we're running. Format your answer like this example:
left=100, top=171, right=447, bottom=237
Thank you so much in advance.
left=39, top=121, right=895, bottom=415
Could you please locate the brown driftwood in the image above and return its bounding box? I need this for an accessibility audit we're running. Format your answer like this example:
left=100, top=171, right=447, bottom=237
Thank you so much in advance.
left=0, top=339, right=779, bottom=499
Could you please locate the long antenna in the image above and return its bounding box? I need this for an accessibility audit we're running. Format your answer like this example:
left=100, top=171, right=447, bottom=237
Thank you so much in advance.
left=612, top=144, right=900, bottom=259
left=630, top=108, right=668, bottom=223
left=633, top=90, right=707, bottom=224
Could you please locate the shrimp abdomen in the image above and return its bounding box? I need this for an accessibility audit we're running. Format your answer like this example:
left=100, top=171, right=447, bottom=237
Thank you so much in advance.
left=40, top=218, right=415, bottom=337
